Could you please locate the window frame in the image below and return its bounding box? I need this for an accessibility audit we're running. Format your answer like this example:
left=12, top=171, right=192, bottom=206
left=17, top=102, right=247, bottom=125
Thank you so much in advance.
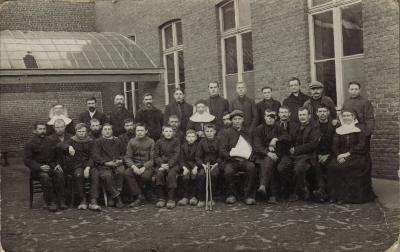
left=219, top=0, right=253, bottom=99
left=308, top=0, right=363, bottom=108
left=161, top=20, right=184, bottom=104
left=123, top=81, right=139, bottom=114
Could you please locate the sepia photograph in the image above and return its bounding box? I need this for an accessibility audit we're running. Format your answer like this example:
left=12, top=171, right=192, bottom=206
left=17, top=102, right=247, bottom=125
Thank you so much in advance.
left=0, top=0, right=399, bottom=251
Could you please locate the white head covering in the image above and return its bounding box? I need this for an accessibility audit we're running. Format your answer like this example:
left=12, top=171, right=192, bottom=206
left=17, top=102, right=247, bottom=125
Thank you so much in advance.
left=336, top=110, right=361, bottom=135
left=189, top=100, right=215, bottom=123
left=47, top=104, right=72, bottom=125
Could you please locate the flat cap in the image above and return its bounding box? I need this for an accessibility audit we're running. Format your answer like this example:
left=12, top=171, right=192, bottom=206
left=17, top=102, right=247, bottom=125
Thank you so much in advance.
left=230, top=110, right=244, bottom=119
left=309, top=81, right=324, bottom=89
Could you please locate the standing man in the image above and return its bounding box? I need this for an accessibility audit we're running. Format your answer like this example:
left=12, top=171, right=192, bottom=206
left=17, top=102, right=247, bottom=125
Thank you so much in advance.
left=229, top=82, right=258, bottom=132
left=109, top=94, right=134, bottom=137
left=135, top=93, right=164, bottom=141
left=206, top=81, right=229, bottom=129
left=24, top=122, right=67, bottom=212
left=256, top=86, right=281, bottom=126
left=164, top=89, right=193, bottom=132
left=219, top=110, right=256, bottom=205
left=79, top=97, right=107, bottom=126
left=283, top=77, right=309, bottom=123
left=303, top=81, right=338, bottom=126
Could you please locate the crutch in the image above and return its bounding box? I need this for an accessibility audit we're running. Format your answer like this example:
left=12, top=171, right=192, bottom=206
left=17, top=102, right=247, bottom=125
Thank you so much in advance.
left=205, top=162, right=213, bottom=211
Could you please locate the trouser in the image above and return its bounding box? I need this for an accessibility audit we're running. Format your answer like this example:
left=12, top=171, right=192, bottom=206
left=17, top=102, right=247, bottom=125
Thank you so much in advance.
left=73, top=167, right=100, bottom=200
left=197, top=166, right=220, bottom=201
left=155, top=165, right=179, bottom=200
left=180, top=170, right=197, bottom=198
left=223, top=159, right=256, bottom=199
left=124, top=167, right=154, bottom=197
left=314, top=158, right=331, bottom=193
left=277, top=155, right=311, bottom=197
left=33, top=169, right=65, bottom=204
left=98, top=166, right=124, bottom=198
left=259, top=156, right=279, bottom=197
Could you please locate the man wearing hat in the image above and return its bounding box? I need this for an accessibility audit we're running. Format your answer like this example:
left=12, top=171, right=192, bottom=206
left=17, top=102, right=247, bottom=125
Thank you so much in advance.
left=303, top=81, right=338, bottom=126
left=219, top=109, right=256, bottom=205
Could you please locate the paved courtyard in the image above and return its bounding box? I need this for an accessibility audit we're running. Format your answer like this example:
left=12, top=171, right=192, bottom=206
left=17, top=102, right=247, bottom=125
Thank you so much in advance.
left=1, top=159, right=399, bottom=252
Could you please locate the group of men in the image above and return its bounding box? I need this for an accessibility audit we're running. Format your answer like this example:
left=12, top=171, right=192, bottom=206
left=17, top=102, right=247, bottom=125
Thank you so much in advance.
left=24, top=77, right=375, bottom=212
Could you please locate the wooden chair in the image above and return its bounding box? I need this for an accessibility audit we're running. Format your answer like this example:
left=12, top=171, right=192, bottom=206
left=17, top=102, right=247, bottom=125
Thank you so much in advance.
left=29, top=172, right=43, bottom=208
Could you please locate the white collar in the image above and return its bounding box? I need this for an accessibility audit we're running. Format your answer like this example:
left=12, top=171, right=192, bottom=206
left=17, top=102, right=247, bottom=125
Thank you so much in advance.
left=336, top=123, right=361, bottom=135
left=47, top=115, right=72, bottom=125
left=89, top=110, right=96, bottom=118
left=190, top=112, right=215, bottom=123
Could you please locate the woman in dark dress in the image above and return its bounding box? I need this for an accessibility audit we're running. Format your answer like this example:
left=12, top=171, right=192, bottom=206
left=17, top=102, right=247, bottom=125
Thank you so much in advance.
left=327, top=109, right=375, bottom=204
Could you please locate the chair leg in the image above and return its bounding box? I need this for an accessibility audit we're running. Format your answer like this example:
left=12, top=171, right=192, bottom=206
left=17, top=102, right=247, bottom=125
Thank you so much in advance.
left=29, top=178, right=34, bottom=209
left=102, top=184, right=107, bottom=207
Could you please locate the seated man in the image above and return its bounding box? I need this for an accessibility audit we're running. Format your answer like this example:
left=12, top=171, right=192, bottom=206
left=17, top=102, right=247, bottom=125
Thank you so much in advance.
left=62, top=123, right=101, bottom=211
left=219, top=110, right=256, bottom=205
left=92, top=123, right=124, bottom=208
left=168, top=115, right=185, bottom=144
left=24, top=122, right=66, bottom=212
left=195, top=123, right=221, bottom=207
left=118, top=118, right=136, bottom=153
left=253, top=109, right=287, bottom=203
left=124, top=123, right=155, bottom=207
left=154, top=125, right=181, bottom=209
left=88, top=118, right=102, bottom=140
left=277, top=107, right=321, bottom=201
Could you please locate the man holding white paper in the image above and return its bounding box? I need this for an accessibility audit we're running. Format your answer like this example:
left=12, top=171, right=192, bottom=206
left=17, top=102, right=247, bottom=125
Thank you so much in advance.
left=219, top=110, right=256, bottom=205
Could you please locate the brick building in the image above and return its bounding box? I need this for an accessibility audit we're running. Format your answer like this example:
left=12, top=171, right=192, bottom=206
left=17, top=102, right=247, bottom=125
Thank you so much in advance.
left=0, top=0, right=398, bottom=179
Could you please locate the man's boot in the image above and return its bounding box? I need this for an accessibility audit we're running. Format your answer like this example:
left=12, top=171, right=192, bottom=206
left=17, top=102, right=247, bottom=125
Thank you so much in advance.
left=114, top=195, right=124, bottom=208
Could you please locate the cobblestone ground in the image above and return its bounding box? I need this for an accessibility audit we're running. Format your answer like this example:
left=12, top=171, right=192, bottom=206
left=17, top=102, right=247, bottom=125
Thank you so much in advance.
left=1, top=159, right=399, bottom=252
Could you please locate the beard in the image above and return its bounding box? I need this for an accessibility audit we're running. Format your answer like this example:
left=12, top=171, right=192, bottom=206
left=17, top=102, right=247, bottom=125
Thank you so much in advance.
left=91, top=130, right=101, bottom=137
left=88, top=107, right=96, bottom=112
left=126, top=129, right=135, bottom=137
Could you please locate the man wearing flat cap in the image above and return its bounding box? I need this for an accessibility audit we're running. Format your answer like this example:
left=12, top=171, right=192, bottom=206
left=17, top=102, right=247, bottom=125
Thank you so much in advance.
left=219, top=109, right=257, bottom=205
left=303, top=81, right=338, bottom=126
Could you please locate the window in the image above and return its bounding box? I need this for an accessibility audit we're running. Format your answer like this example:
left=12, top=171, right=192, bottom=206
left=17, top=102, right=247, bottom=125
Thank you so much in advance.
left=161, top=20, right=185, bottom=104
left=309, top=0, right=363, bottom=107
left=219, top=0, right=253, bottom=99
left=124, top=81, right=139, bottom=114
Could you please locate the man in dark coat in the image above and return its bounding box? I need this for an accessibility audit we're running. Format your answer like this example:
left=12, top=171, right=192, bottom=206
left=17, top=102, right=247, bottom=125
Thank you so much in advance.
left=118, top=118, right=136, bottom=153
left=206, top=81, right=229, bottom=129
left=277, top=107, right=321, bottom=201
left=256, top=86, right=281, bottom=126
left=219, top=110, right=256, bottom=205
left=135, top=93, right=164, bottom=141
left=109, top=94, right=134, bottom=137
left=78, top=97, right=107, bottom=126
left=24, top=122, right=66, bottom=212
left=229, top=82, right=258, bottom=132
left=88, top=118, right=102, bottom=140
left=282, top=77, right=310, bottom=123
left=91, top=124, right=125, bottom=208
left=154, top=125, right=181, bottom=209
left=303, top=81, right=338, bottom=126
left=164, top=89, right=193, bottom=131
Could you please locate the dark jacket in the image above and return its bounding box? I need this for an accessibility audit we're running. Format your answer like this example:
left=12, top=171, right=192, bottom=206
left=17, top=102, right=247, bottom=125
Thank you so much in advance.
left=49, top=133, right=73, bottom=167
left=229, top=96, right=258, bottom=132
left=63, top=136, right=94, bottom=170
left=92, top=137, right=124, bottom=166
left=256, top=98, right=281, bottom=126
left=342, top=96, right=375, bottom=136
left=195, top=138, right=221, bottom=166
left=219, top=127, right=252, bottom=161
left=46, top=121, right=75, bottom=136
left=154, top=137, right=181, bottom=168
left=164, top=101, right=193, bottom=131
left=276, top=120, right=300, bottom=155
left=109, top=107, right=134, bottom=137
left=332, top=124, right=367, bottom=157
left=79, top=110, right=107, bottom=126
left=206, top=95, right=229, bottom=129
left=118, top=131, right=136, bottom=155
left=303, top=96, right=337, bottom=122
left=180, top=141, right=198, bottom=169
left=318, top=121, right=336, bottom=155
left=125, top=136, right=155, bottom=169
left=187, top=118, right=217, bottom=134
left=253, top=123, right=287, bottom=162
left=24, top=135, right=59, bottom=172
left=291, top=122, right=321, bottom=165
left=282, top=92, right=310, bottom=122
left=135, top=106, right=164, bottom=141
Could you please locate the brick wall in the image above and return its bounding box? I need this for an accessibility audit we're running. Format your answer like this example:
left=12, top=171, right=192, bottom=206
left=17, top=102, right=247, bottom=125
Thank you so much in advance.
left=0, top=0, right=95, bottom=31
left=0, top=82, right=122, bottom=153
left=363, top=0, right=399, bottom=179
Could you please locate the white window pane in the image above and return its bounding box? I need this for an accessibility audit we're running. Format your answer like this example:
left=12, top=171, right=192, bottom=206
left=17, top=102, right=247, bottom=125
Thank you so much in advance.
left=222, top=2, right=235, bottom=31
left=225, top=36, right=237, bottom=74
left=313, top=11, right=334, bottom=60
left=166, top=53, right=175, bottom=84
left=164, top=25, right=173, bottom=49
left=176, top=22, right=183, bottom=45
left=342, top=3, right=363, bottom=56
left=242, top=32, right=253, bottom=72
left=312, top=0, right=332, bottom=6
left=315, top=60, right=337, bottom=104
left=238, top=0, right=251, bottom=27
left=342, top=57, right=365, bottom=101
left=178, top=51, right=185, bottom=83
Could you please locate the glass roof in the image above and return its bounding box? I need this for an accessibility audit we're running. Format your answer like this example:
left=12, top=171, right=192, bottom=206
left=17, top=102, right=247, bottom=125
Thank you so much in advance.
left=0, top=30, right=157, bottom=70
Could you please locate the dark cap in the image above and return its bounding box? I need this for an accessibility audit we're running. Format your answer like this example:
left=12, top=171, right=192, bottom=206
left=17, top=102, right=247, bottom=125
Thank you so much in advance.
left=309, top=81, right=324, bottom=89
left=230, top=110, right=244, bottom=119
